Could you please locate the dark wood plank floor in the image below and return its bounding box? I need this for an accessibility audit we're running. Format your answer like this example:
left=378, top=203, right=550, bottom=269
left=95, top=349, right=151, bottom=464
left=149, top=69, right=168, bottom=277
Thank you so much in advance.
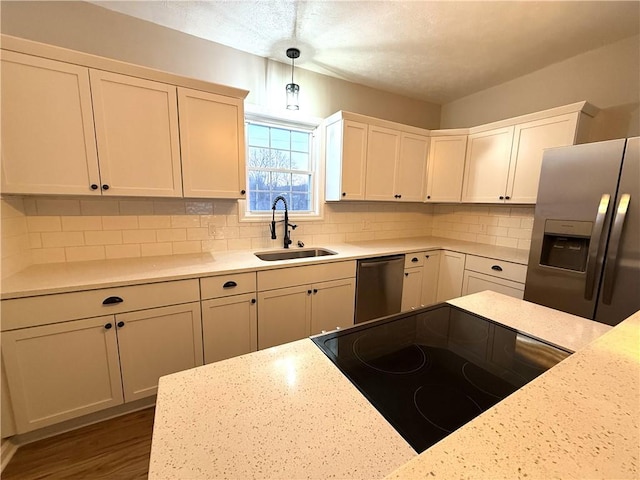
left=3, top=407, right=155, bottom=480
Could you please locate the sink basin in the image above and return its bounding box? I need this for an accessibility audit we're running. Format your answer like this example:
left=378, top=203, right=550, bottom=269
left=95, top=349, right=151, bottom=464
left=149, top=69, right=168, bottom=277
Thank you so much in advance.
left=254, top=248, right=338, bottom=261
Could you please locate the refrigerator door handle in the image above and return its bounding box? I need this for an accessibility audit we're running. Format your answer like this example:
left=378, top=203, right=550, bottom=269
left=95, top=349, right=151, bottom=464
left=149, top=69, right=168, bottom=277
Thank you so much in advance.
left=584, top=193, right=611, bottom=300
left=601, top=193, right=631, bottom=305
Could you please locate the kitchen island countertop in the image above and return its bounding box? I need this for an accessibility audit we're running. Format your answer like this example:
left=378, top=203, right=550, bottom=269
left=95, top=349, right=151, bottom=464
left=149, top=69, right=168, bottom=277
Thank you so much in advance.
left=148, top=292, right=638, bottom=479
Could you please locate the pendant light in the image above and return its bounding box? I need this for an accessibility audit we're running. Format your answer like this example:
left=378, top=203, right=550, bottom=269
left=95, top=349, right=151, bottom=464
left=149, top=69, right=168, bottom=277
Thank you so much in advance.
left=285, top=47, right=300, bottom=110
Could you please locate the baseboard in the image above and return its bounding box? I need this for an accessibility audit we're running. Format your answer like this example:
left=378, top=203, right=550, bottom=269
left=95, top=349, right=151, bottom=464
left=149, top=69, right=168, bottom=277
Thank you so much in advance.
left=8, top=396, right=156, bottom=449
left=1, top=437, right=18, bottom=473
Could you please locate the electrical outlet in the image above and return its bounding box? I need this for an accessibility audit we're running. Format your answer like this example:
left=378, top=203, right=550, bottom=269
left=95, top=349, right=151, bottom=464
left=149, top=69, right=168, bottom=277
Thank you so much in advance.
left=208, top=224, right=216, bottom=237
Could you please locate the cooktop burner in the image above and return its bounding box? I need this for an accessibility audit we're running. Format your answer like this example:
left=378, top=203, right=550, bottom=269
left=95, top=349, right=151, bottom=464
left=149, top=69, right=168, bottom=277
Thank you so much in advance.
left=312, top=304, right=571, bottom=454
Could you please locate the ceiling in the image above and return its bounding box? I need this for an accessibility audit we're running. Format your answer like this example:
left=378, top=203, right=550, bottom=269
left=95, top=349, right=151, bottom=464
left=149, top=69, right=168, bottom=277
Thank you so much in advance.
left=91, top=1, right=640, bottom=105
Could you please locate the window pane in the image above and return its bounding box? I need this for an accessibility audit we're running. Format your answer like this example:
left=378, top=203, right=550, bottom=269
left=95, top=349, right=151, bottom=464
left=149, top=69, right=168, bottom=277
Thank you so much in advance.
left=292, top=193, right=310, bottom=211
left=270, top=128, right=290, bottom=150
left=248, top=170, right=269, bottom=191
left=292, top=174, right=311, bottom=192
left=250, top=191, right=273, bottom=211
left=271, top=172, right=291, bottom=191
left=248, top=147, right=272, bottom=168
left=248, top=124, right=269, bottom=148
left=291, top=131, right=309, bottom=153
left=291, top=152, right=309, bottom=170
left=271, top=192, right=291, bottom=211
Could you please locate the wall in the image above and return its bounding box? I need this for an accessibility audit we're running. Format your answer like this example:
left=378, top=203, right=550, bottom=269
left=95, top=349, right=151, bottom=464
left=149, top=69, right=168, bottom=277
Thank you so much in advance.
left=440, top=35, right=640, bottom=141
left=0, top=197, right=31, bottom=278
left=0, top=0, right=440, bottom=128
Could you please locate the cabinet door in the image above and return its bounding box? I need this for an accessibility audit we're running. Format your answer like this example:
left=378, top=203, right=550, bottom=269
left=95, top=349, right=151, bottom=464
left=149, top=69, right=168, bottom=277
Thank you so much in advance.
left=1, top=316, right=123, bottom=434
left=1, top=362, right=16, bottom=438
left=257, top=285, right=311, bottom=349
left=116, top=303, right=203, bottom=402
left=178, top=88, right=246, bottom=199
left=326, top=119, right=367, bottom=201
left=90, top=70, right=182, bottom=197
left=506, top=113, right=579, bottom=204
left=310, top=278, right=356, bottom=335
left=0, top=51, right=101, bottom=195
left=436, top=251, right=466, bottom=302
left=401, top=268, right=423, bottom=312
left=462, top=271, right=524, bottom=299
left=202, top=293, right=257, bottom=364
left=420, top=251, right=441, bottom=307
left=365, top=125, right=400, bottom=200
left=426, top=136, right=467, bottom=202
left=396, top=133, right=428, bottom=202
left=462, top=126, right=514, bottom=203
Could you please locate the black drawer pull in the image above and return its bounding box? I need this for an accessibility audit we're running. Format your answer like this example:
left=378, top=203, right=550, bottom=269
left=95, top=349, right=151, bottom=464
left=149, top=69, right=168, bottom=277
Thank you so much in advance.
left=405, top=272, right=409, bottom=277
left=117, top=321, right=125, bottom=328
left=491, top=265, right=503, bottom=272
left=102, top=296, right=123, bottom=305
left=411, top=257, right=418, bottom=263
left=251, top=298, right=256, bottom=304
left=104, top=323, right=113, bottom=330
left=223, top=281, right=237, bottom=289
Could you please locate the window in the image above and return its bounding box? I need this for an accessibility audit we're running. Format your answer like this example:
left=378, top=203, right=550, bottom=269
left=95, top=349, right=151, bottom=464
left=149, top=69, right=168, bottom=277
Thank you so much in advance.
left=244, top=118, right=320, bottom=219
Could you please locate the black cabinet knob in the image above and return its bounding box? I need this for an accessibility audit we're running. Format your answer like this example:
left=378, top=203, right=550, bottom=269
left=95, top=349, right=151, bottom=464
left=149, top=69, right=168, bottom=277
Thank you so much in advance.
left=342, top=192, right=346, bottom=197
left=499, top=195, right=504, bottom=200
left=90, top=184, right=98, bottom=190
left=102, top=184, right=110, bottom=190
left=398, top=194, right=402, bottom=199
left=240, top=190, right=246, bottom=195
left=117, top=321, right=125, bottom=328
left=104, top=323, right=113, bottom=330
left=307, top=290, right=312, bottom=295
left=404, top=272, right=409, bottom=277
left=427, top=195, right=431, bottom=199
left=505, top=196, right=511, bottom=200
left=313, top=288, right=318, bottom=294
left=250, top=298, right=256, bottom=304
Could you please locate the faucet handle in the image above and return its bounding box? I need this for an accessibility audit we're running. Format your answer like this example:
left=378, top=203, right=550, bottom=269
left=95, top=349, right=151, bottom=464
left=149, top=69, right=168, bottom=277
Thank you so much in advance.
left=289, top=223, right=297, bottom=230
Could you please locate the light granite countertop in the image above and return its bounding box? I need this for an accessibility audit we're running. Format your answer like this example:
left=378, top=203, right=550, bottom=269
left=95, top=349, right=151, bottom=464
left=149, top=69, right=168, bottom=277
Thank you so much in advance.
left=0, top=236, right=529, bottom=299
left=148, top=292, right=638, bottom=480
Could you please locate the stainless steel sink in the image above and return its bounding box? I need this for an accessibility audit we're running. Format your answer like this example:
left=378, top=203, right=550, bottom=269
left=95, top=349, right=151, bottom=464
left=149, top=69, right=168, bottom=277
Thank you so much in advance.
left=254, top=248, right=338, bottom=261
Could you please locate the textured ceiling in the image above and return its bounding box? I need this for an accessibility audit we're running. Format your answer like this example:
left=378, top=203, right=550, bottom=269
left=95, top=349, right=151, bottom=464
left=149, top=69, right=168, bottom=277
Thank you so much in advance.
left=91, top=1, right=640, bottom=104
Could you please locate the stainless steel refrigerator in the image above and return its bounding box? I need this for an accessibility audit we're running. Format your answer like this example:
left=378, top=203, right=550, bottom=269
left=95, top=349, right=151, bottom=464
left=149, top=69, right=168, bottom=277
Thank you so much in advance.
left=524, top=137, right=639, bottom=326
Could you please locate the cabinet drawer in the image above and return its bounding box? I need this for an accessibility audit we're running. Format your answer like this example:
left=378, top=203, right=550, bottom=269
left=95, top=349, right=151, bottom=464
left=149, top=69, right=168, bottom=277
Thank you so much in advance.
left=464, top=255, right=527, bottom=283
left=257, top=261, right=356, bottom=291
left=463, top=271, right=524, bottom=300
left=404, top=253, right=424, bottom=268
left=1, top=279, right=200, bottom=331
left=200, top=272, right=256, bottom=300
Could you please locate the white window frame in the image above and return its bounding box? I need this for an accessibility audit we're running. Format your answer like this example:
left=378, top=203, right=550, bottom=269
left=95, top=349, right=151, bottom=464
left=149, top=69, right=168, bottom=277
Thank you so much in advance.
left=239, top=107, right=325, bottom=222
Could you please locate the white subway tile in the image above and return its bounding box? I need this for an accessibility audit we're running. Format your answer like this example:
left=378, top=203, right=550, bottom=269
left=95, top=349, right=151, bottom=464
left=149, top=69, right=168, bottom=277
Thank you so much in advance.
left=105, top=244, right=141, bottom=259
left=29, top=233, right=42, bottom=249
left=85, top=230, right=123, bottom=245
left=80, top=199, right=119, bottom=216
left=227, top=238, right=253, bottom=251
left=156, top=229, right=187, bottom=242
left=486, top=226, right=508, bottom=237
left=119, top=200, right=154, bottom=215
left=123, top=230, right=157, bottom=244
left=62, top=216, right=102, bottom=232
left=187, top=228, right=210, bottom=241
left=27, top=217, right=62, bottom=232
left=1, top=197, right=25, bottom=218
left=32, top=247, right=66, bottom=264
left=507, top=228, right=533, bottom=240
left=2, top=217, right=28, bottom=236
left=141, top=243, right=173, bottom=257
left=36, top=198, right=81, bottom=216
left=171, top=215, right=201, bottom=228
left=102, top=216, right=139, bottom=231
left=202, top=239, right=229, bottom=251
left=172, top=241, right=202, bottom=255
left=200, top=215, right=227, bottom=228
left=185, top=201, right=214, bottom=215
left=41, top=231, right=85, bottom=248
left=138, top=215, right=171, bottom=229
left=496, top=237, right=519, bottom=248
left=518, top=239, right=532, bottom=251
left=65, top=246, right=105, bottom=262
left=153, top=200, right=186, bottom=215
left=476, top=234, right=498, bottom=245
left=498, top=217, right=522, bottom=228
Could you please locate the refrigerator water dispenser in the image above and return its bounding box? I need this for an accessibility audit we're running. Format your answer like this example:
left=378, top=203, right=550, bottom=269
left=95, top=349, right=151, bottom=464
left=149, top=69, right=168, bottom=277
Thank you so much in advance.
left=540, top=220, right=593, bottom=272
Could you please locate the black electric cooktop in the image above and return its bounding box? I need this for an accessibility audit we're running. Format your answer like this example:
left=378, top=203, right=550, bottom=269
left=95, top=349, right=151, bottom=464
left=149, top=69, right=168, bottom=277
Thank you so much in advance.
left=312, top=304, right=571, bottom=454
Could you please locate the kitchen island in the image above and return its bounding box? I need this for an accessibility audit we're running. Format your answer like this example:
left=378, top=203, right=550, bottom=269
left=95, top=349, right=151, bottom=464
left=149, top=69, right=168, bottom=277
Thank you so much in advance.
left=148, top=292, right=638, bottom=479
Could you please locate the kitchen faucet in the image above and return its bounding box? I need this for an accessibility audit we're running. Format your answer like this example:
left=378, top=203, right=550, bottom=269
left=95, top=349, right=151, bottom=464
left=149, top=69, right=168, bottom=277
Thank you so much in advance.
left=270, top=195, right=297, bottom=248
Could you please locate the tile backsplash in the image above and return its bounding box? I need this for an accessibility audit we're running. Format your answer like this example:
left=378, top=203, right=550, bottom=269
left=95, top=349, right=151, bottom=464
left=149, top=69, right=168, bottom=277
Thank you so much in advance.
left=1, top=196, right=534, bottom=278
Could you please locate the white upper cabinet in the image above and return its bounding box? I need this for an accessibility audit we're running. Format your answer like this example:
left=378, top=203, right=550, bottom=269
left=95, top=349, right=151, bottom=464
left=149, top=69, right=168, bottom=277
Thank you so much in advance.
left=426, top=135, right=467, bottom=203
left=0, top=51, right=101, bottom=195
left=325, top=119, right=368, bottom=201
left=365, top=125, right=401, bottom=200
left=397, top=133, right=429, bottom=202
left=178, top=88, right=246, bottom=199
left=462, top=126, right=515, bottom=203
left=506, top=113, right=580, bottom=203
left=90, top=70, right=182, bottom=197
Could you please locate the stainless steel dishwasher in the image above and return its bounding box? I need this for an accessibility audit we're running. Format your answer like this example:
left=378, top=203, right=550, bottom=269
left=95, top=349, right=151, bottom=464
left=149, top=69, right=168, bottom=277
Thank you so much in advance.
left=354, top=255, right=405, bottom=324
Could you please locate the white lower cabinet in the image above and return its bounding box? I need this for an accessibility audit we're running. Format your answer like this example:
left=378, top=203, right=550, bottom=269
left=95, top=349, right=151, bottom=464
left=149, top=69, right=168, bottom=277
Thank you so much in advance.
left=1, top=315, right=124, bottom=434
left=1, top=279, right=202, bottom=434
left=462, top=255, right=527, bottom=299
left=116, top=303, right=203, bottom=402
left=421, top=251, right=441, bottom=306
left=401, top=267, right=423, bottom=311
left=402, top=251, right=442, bottom=311
left=436, top=251, right=466, bottom=302
left=257, top=262, right=357, bottom=349
left=202, top=294, right=257, bottom=364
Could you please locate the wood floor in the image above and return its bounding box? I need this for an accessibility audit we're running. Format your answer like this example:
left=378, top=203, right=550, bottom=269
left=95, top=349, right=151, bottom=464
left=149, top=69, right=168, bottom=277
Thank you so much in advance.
left=2, top=408, right=155, bottom=480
